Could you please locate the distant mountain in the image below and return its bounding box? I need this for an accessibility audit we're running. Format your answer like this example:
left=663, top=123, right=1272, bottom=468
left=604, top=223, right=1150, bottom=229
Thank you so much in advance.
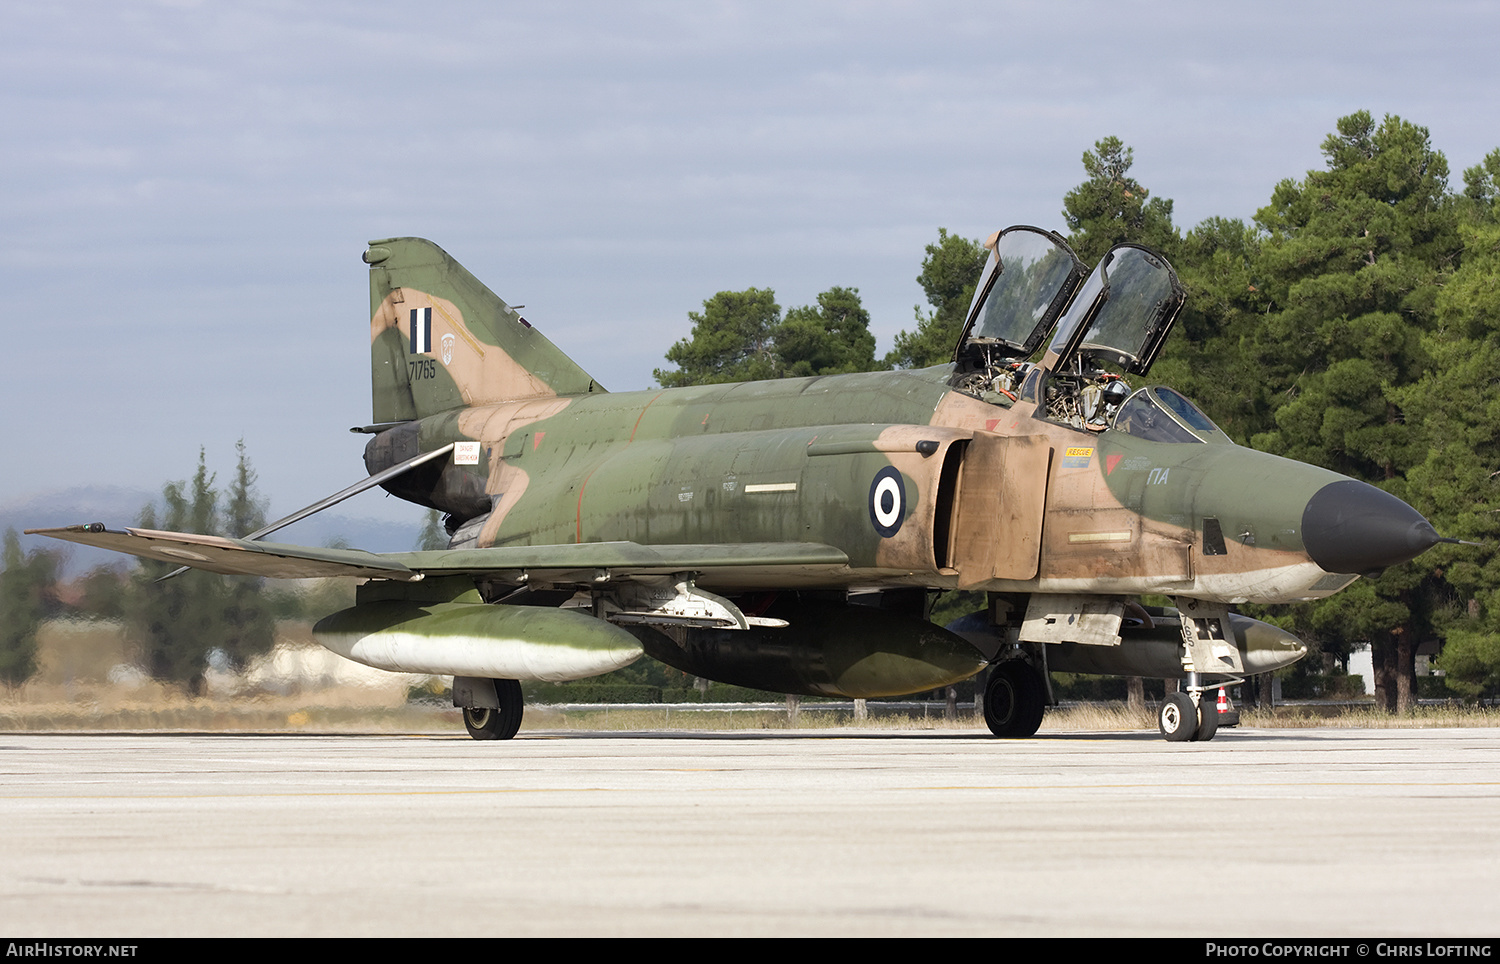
left=3, top=485, right=427, bottom=577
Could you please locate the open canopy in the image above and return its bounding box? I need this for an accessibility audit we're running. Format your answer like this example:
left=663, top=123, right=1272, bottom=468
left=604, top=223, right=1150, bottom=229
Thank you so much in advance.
left=1043, top=243, right=1184, bottom=376
left=955, top=226, right=1087, bottom=361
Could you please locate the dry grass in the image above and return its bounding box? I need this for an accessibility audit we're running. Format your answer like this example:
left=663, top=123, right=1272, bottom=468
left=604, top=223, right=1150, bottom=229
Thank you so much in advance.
left=1041, top=702, right=1157, bottom=731
left=1237, top=703, right=1500, bottom=729
left=0, top=686, right=455, bottom=734
left=4, top=683, right=1497, bottom=734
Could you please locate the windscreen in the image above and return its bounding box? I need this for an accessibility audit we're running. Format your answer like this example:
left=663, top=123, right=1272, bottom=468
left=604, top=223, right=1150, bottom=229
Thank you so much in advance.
left=1113, top=386, right=1229, bottom=444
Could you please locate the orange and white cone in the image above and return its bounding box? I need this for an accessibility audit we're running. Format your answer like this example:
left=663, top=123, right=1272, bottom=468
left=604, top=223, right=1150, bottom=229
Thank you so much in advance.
left=1216, top=688, right=1228, bottom=716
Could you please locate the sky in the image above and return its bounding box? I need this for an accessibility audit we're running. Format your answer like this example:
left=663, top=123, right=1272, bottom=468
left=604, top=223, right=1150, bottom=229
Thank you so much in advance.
left=6, top=0, right=1500, bottom=533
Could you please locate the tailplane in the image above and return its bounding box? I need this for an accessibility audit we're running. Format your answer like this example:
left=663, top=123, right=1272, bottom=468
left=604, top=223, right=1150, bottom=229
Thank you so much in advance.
left=363, top=238, right=604, bottom=423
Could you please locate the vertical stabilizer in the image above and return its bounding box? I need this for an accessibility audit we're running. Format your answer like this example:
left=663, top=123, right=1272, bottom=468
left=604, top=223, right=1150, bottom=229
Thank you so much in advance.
left=362, top=238, right=604, bottom=423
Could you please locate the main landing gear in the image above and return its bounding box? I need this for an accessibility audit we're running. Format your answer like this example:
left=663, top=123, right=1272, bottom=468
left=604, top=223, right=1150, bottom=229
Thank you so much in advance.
left=1158, top=688, right=1220, bottom=742
left=456, top=677, right=524, bottom=740
left=983, top=661, right=1047, bottom=738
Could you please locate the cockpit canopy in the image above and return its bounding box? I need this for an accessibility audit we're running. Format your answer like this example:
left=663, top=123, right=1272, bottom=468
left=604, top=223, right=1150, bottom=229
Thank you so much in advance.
left=955, top=225, right=1087, bottom=360
left=955, top=230, right=1184, bottom=378
left=1043, top=244, right=1184, bottom=375
left=953, top=226, right=1204, bottom=439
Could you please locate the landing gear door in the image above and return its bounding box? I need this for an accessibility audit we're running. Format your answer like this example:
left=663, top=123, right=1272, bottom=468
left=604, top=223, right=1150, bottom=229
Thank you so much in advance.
left=953, top=434, right=1052, bottom=588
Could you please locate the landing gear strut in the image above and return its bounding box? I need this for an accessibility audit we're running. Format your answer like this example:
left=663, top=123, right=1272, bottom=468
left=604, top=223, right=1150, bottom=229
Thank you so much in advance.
left=984, top=661, right=1046, bottom=738
left=459, top=678, right=524, bottom=740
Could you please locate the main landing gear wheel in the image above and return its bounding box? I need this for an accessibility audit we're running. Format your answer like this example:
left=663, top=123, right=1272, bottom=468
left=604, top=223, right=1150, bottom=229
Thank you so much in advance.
left=984, top=662, right=1046, bottom=738
left=1158, top=692, right=1197, bottom=742
left=463, top=679, right=524, bottom=741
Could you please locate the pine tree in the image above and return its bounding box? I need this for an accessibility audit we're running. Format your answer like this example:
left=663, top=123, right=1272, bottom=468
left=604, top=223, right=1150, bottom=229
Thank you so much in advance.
left=125, top=445, right=277, bottom=691
left=885, top=229, right=987, bottom=369
left=418, top=509, right=449, bottom=550
left=0, top=530, right=63, bottom=687
left=1250, top=112, right=1461, bottom=711
left=656, top=287, right=883, bottom=386
left=655, top=289, right=782, bottom=387
left=1062, top=137, right=1179, bottom=265
left=776, top=287, right=878, bottom=377
left=218, top=440, right=275, bottom=672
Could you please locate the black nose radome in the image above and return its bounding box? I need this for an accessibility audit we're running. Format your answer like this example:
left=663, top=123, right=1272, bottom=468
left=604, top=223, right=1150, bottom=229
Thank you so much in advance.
left=1302, top=479, right=1441, bottom=575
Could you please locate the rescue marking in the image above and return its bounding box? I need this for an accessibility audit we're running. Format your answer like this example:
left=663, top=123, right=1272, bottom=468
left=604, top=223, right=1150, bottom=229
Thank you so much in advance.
left=745, top=483, right=797, bottom=493
left=1062, top=446, right=1094, bottom=468
left=868, top=466, right=905, bottom=538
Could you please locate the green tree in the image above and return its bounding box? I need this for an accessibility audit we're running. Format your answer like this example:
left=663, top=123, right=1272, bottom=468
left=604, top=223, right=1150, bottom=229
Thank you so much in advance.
left=1150, top=217, right=1270, bottom=445
left=128, top=451, right=223, bottom=689
left=1062, top=136, right=1179, bottom=264
left=0, top=530, right=64, bottom=687
left=1249, top=111, right=1460, bottom=712
left=1460, top=148, right=1500, bottom=223
left=1398, top=219, right=1500, bottom=697
left=75, top=565, right=128, bottom=621
left=125, top=445, right=277, bottom=690
left=217, top=441, right=275, bottom=672
left=777, top=286, right=878, bottom=377
left=885, top=228, right=987, bottom=369
left=656, top=286, right=883, bottom=386
left=655, top=288, right=782, bottom=387
left=418, top=509, right=449, bottom=550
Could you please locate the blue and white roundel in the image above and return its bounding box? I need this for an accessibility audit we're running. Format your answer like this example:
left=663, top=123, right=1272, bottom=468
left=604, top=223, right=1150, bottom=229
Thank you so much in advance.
left=868, top=466, right=906, bottom=538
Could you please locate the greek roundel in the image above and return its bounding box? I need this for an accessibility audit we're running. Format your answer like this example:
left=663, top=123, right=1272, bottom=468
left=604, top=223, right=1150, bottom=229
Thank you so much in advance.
left=868, top=466, right=905, bottom=538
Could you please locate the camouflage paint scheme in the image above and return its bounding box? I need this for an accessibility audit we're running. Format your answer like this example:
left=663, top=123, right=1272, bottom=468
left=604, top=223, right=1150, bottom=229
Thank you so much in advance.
left=360, top=237, right=1358, bottom=605
left=33, top=230, right=1440, bottom=740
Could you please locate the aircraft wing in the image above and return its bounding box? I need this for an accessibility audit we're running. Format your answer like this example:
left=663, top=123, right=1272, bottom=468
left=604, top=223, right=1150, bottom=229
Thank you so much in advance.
left=26, top=524, right=851, bottom=584
left=28, top=525, right=424, bottom=581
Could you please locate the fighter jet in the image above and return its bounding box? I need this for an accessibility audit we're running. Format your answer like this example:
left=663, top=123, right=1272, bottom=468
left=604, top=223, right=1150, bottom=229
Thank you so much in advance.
left=31, top=226, right=1443, bottom=742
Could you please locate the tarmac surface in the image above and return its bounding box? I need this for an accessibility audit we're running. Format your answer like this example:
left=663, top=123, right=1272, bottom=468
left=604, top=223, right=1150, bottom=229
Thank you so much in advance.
left=1, top=726, right=1498, bottom=937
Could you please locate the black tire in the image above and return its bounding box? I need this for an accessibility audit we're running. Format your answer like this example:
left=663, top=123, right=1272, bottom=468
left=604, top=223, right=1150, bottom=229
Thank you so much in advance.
left=1194, top=691, right=1220, bottom=742
left=1158, top=692, right=1197, bottom=742
left=462, top=679, right=524, bottom=740
left=984, top=662, right=1045, bottom=738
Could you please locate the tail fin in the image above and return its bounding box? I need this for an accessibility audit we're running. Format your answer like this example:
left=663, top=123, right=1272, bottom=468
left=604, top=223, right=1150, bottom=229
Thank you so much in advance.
left=363, top=237, right=604, bottom=423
